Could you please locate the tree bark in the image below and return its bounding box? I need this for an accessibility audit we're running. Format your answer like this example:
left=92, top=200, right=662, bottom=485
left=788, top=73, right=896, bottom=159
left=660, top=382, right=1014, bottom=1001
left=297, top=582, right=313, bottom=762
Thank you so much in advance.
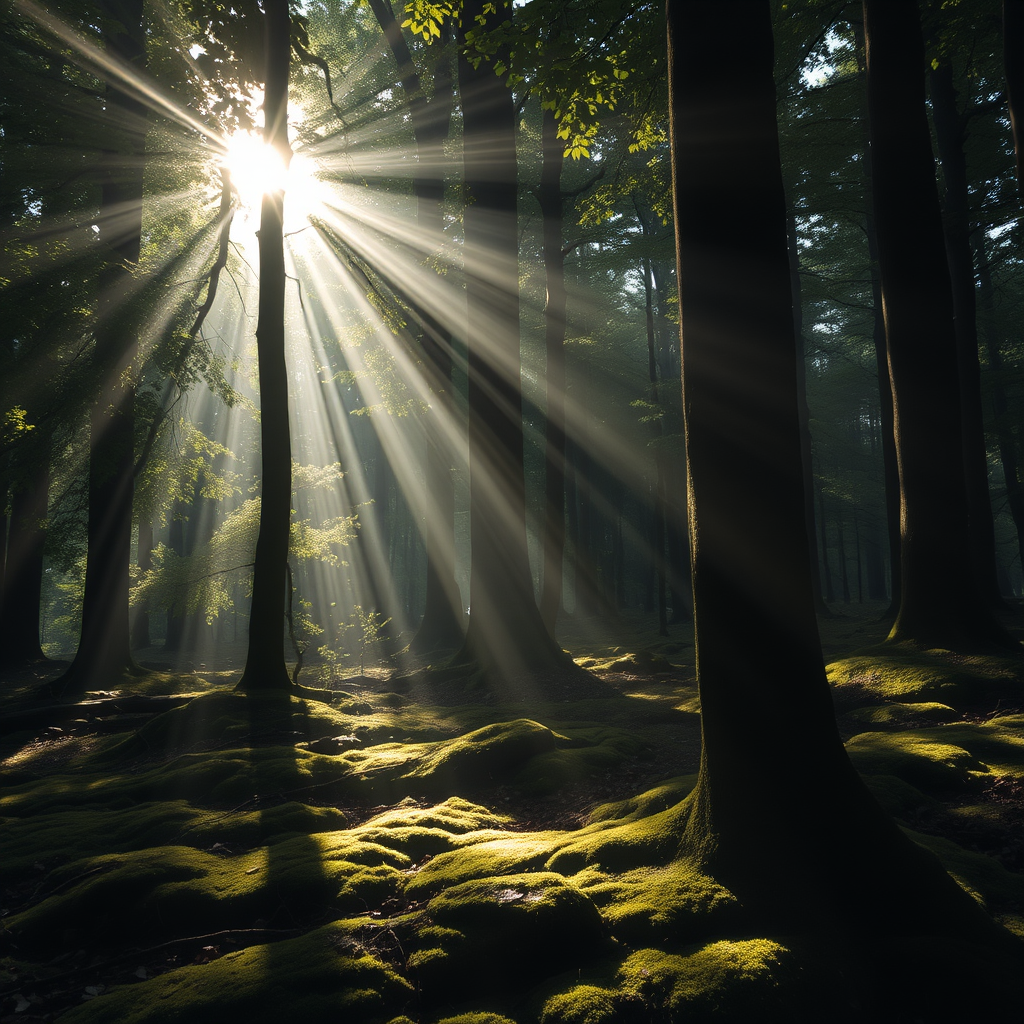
left=366, top=0, right=463, bottom=654
left=786, top=203, right=831, bottom=617
left=454, top=0, right=566, bottom=678
left=929, top=60, right=1004, bottom=604
left=667, top=0, right=995, bottom=937
left=238, top=0, right=293, bottom=691
left=53, top=0, right=145, bottom=695
left=863, top=0, right=1013, bottom=649
left=0, top=453, right=48, bottom=666
left=131, top=514, right=153, bottom=650
left=1005, top=0, right=1024, bottom=198
left=538, top=107, right=568, bottom=634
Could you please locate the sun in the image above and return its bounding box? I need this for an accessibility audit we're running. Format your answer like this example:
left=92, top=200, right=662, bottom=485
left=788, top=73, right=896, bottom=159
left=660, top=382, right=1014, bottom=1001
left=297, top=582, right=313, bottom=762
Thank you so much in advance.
left=219, top=130, right=323, bottom=228
left=221, top=132, right=290, bottom=210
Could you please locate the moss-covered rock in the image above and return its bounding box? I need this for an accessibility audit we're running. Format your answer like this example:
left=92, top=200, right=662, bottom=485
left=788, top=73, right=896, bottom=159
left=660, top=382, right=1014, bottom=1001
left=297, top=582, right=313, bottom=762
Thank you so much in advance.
left=616, top=940, right=800, bottom=1021
left=575, top=859, right=740, bottom=945
left=410, top=872, right=606, bottom=996
left=845, top=731, right=989, bottom=791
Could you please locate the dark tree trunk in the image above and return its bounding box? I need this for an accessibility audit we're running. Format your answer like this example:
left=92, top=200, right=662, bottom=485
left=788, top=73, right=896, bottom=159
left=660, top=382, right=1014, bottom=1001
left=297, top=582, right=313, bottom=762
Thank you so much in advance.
left=54, top=0, right=145, bottom=695
left=641, top=248, right=669, bottom=637
left=786, top=204, right=830, bottom=617
left=1005, top=0, right=1024, bottom=197
left=817, top=481, right=835, bottom=603
left=538, top=107, right=568, bottom=634
left=367, top=0, right=463, bottom=654
left=163, top=502, right=186, bottom=651
left=238, top=0, right=293, bottom=691
left=454, top=0, right=565, bottom=677
left=854, top=15, right=903, bottom=620
left=929, top=60, right=1004, bottom=604
left=667, top=0, right=995, bottom=939
left=863, top=0, right=1013, bottom=649
left=975, top=233, right=1024, bottom=575
left=0, top=456, right=48, bottom=666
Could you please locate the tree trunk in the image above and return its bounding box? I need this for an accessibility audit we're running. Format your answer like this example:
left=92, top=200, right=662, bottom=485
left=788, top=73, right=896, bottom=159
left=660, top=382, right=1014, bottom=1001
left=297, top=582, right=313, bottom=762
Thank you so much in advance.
left=238, top=0, right=293, bottom=691
left=0, top=455, right=48, bottom=666
left=853, top=15, right=903, bottom=621
left=975, top=232, right=1024, bottom=575
left=929, top=60, right=1004, bottom=604
left=454, top=0, right=566, bottom=677
left=863, top=0, right=1013, bottom=649
left=668, top=0, right=996, bottom=938
left=53, top=0, right=145, bottom=695
left=131, top=514, right=153, bottom=650
left=366, top=0, right=463, bottom=654
left=538, top=107, right=568, bottom=634
left=786, top=204, right=831, bottom=617
left=1005, top=0, right=1024, bottom=197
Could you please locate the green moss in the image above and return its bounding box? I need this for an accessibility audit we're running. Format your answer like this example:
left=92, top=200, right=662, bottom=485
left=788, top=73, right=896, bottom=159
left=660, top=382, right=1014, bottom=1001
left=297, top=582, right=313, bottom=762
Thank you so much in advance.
left=587, top=776, right=696, bottom=824
left=845, top=702, right=959, bottom=727
left=410, top=872, right=605, bottom=995
left=907, top=828, right=1024, bottom=909
left=575, top=859, right=740, bottom=944
left=352, top=797, right=510, bottom=860
left=860, top=775, right=937, bottom=819
left=512, top=726, right=650, bottom=796
left=0, top=800, right=347, bottom=881
left=6, top=831, right=409, bottom=953
left=845, top=731, right=989, bottom=791
left=434, top=1015, right=517, bottom=1024
left=546, top=797, right=689, bottom=874
left=539, top=984, right=619, bottom=1024
left=405, top=833, right=562, bottom=898
left=56, top=920, right=412, bottom=1024
left=828, top=648, right=1021, bottom=708
left=617, top=940, right=798, bottom=1020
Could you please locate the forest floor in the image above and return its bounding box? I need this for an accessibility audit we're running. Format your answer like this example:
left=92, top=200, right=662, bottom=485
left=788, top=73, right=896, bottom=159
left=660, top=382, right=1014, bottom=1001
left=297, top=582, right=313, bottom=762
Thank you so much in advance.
left=1, top=603, right=1022, bottom=1023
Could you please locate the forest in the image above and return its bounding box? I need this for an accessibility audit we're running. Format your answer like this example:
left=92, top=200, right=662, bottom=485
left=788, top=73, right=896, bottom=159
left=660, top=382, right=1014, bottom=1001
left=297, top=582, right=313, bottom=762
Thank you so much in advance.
left=1, top=0, right=1023, bottom=1021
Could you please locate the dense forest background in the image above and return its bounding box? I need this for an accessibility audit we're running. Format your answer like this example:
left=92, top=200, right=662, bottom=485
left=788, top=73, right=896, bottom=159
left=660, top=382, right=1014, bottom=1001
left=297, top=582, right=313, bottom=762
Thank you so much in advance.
left=3, top=0, right=1020, bottom=671
left=1, top=0, right=1023, bottom=1022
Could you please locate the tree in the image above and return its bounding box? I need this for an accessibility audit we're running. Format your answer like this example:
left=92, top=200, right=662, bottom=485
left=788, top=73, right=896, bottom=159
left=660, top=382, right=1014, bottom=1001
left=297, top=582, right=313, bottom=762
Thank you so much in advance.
left=51, top=0, right=148, bottom=694
left=863, top=0, right=1014, bottom=649
left=667, top=0, right=998, bottom=949
left=365, top=0, right=463, bottom=654
left=453, top=0, right=568, bottom=678
left=237, top=0, right=294, bottom=691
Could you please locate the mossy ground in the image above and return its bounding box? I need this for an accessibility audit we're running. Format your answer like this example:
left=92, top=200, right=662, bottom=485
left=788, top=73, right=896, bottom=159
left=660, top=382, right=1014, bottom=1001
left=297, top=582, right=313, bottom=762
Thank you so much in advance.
left=1, top=607, right=1022, bottom=1022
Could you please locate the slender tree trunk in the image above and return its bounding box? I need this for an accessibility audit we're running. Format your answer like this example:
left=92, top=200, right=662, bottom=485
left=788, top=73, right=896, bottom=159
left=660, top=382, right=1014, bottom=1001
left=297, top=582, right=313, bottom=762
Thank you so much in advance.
left=0, top=455, right=49, bottom=666
left=863, top=0, right=1013, bottom=649
left=131, top=514, right=152, bottom=650
left=817, top=481, right=835, bottom=603
left=1005, top=0, right=1024, bottom=197
left=454, top=0, right=565, bottom=677
left=538, top=108, right=568, bottom=634
left=54, top=0, right=145, bottom=694
left=786, top=204, right=830, bottom=617
left=668, top=0, right=998, bottom=939
left=929, top=60, right=1004, bottom=604
left=367, top=0, right=463, bottom=653
left=640, top=248, right=669, bottom=636
left=854, top=16, right=903, bottom=621
left=238, top=0, right=293, bottom=691
left=975, top=233, right=1024, bottom=574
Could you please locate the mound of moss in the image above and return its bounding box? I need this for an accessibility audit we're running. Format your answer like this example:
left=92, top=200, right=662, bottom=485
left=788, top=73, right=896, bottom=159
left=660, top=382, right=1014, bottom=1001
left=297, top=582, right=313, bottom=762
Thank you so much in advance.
left=56, top=919, right=412, bottom=1024
left=408, top=871, right=606, bottom=997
